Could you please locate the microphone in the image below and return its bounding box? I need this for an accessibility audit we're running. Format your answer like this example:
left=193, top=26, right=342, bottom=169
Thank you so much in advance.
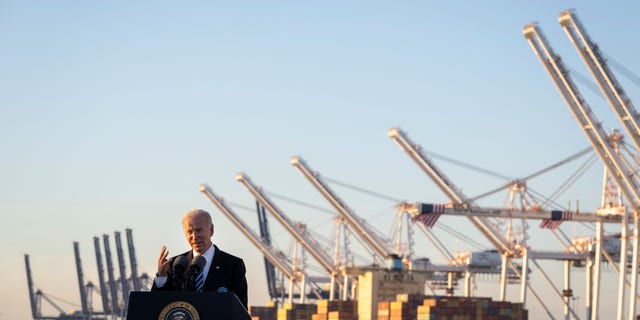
left=171, top=256, right=188, bottom=290
left=186, top=255, right=207, bottom=291
left=217, top=287, right=228, bottom=293
left=173, top=256, right=189, bottom=274
left=189, top=255, right=207, bottom=274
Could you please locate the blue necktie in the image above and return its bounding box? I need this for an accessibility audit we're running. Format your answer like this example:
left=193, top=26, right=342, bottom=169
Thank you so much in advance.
left=193, top=255, right=206, bottom=292
left=195, top=271, right=204, bottom=292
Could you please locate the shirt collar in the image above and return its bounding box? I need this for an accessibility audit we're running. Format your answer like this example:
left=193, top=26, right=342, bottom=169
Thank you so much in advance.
left=193, top=244, right=215, bottom=264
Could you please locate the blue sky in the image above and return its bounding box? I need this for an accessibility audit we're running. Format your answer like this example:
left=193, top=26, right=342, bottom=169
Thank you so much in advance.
left=2, top=1, right=640, bottom=319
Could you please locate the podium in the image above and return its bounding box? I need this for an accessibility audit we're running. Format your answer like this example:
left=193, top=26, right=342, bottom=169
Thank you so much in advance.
left=126, top=291, right=251, bottom=320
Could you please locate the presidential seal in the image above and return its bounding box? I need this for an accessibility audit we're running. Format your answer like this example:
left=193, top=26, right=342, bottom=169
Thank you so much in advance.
left=158, top=301, right=200, bottom=320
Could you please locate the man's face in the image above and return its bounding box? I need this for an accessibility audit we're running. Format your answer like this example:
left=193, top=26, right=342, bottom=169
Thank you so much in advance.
left=182, top=214, right=214, bottom=254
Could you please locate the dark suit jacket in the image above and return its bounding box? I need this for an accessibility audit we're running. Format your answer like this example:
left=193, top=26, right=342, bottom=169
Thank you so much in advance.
left=151, top=245, right=248, bottom=309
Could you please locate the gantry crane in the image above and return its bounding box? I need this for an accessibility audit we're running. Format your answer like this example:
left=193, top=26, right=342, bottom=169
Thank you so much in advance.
left=559, top=10, right=640, bottom=319
left=291, top=156, right=396, bottom=263
left=388, top=128, right=513, bottom=255
left=291, top=155, right=533, bottom=300
left=26, top=231, right=145, bottom=320
left=237, top=173, right=344, bottom=299
left=388, top=127, right=528, bottom=303
left=199, top=184, right=327, bottom=302
left=389, top=127, right=600, bottom=317
left=26, top=253, right=103, bottom=320
left=524, top=20, right=640, bottom=320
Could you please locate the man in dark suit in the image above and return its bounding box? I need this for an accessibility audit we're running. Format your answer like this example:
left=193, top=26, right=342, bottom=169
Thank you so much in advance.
left=151, top=209, right=248, bottom=309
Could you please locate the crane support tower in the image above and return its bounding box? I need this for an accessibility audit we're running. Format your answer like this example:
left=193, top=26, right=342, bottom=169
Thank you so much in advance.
left=255, top=202, right=281, bottom=300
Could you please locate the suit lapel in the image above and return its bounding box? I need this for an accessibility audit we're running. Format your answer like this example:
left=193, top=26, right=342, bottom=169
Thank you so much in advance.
left=205, top=245, right=222, bottom=289
left=185, top=251, right=194, bottom=262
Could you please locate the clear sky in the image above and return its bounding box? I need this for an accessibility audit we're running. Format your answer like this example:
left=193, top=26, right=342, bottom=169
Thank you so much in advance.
left=2, top=1, right=640, bottom=319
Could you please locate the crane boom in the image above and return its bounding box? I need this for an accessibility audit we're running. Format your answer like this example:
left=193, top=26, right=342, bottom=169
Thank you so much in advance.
left=559, top=9, right=640, bottom=150
left=237, top=173, right=338, bottom=275
left=103, top=234, right=119, bottom=316
left=523, top=23, right=640, bottom=210
left=24, top=254, right=38, bottom=319
left=93, top=236, right=111, bottom=314
left=388, top=128, right=512, bottom=254
left=73, top=241, right=89, bottom=316
left=388, top=128, right=469, bottom=205
left=126, top=229, right=141, bottom=291
left=114, top=231, right=130, bottom=312
left=291, top=156, right=395, bottom=259
left=199, top=184, right=302, bottom=281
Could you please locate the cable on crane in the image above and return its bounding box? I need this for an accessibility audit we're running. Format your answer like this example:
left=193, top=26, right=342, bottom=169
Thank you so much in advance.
left=322, top=176, right=491, bottom=251
left=40, top=292, right=82, bottom=308
left=427, top=151, right=512, bottom=181
left=324, top=177, right=404, bottom=203
left=470, top=146, right=593, bottom=202
left=565, top=64, right=606, bottom=99
left=604, top=53, right=640, bottom=88
left=527, top=188, right=568, bottom=211
left=437, top=223, right=486, bottom=251
left=267, top=192, right=336, bottom=215
left=540, top=152, right=599, bottom=209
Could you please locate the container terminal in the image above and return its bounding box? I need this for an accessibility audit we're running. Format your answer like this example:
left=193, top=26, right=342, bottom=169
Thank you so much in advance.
left=24, top=9, right=640, bottom=320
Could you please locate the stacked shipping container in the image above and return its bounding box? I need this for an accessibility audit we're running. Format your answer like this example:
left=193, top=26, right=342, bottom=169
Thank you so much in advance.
left=276, top=303, right=318, bottom=320
left=312, top=300, right=358, bottom=320
left=377, top=294, right=527, bottom=320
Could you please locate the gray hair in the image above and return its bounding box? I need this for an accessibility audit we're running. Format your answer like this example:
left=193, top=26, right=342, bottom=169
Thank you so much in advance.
left=182, top=209, right=213, bottom=226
